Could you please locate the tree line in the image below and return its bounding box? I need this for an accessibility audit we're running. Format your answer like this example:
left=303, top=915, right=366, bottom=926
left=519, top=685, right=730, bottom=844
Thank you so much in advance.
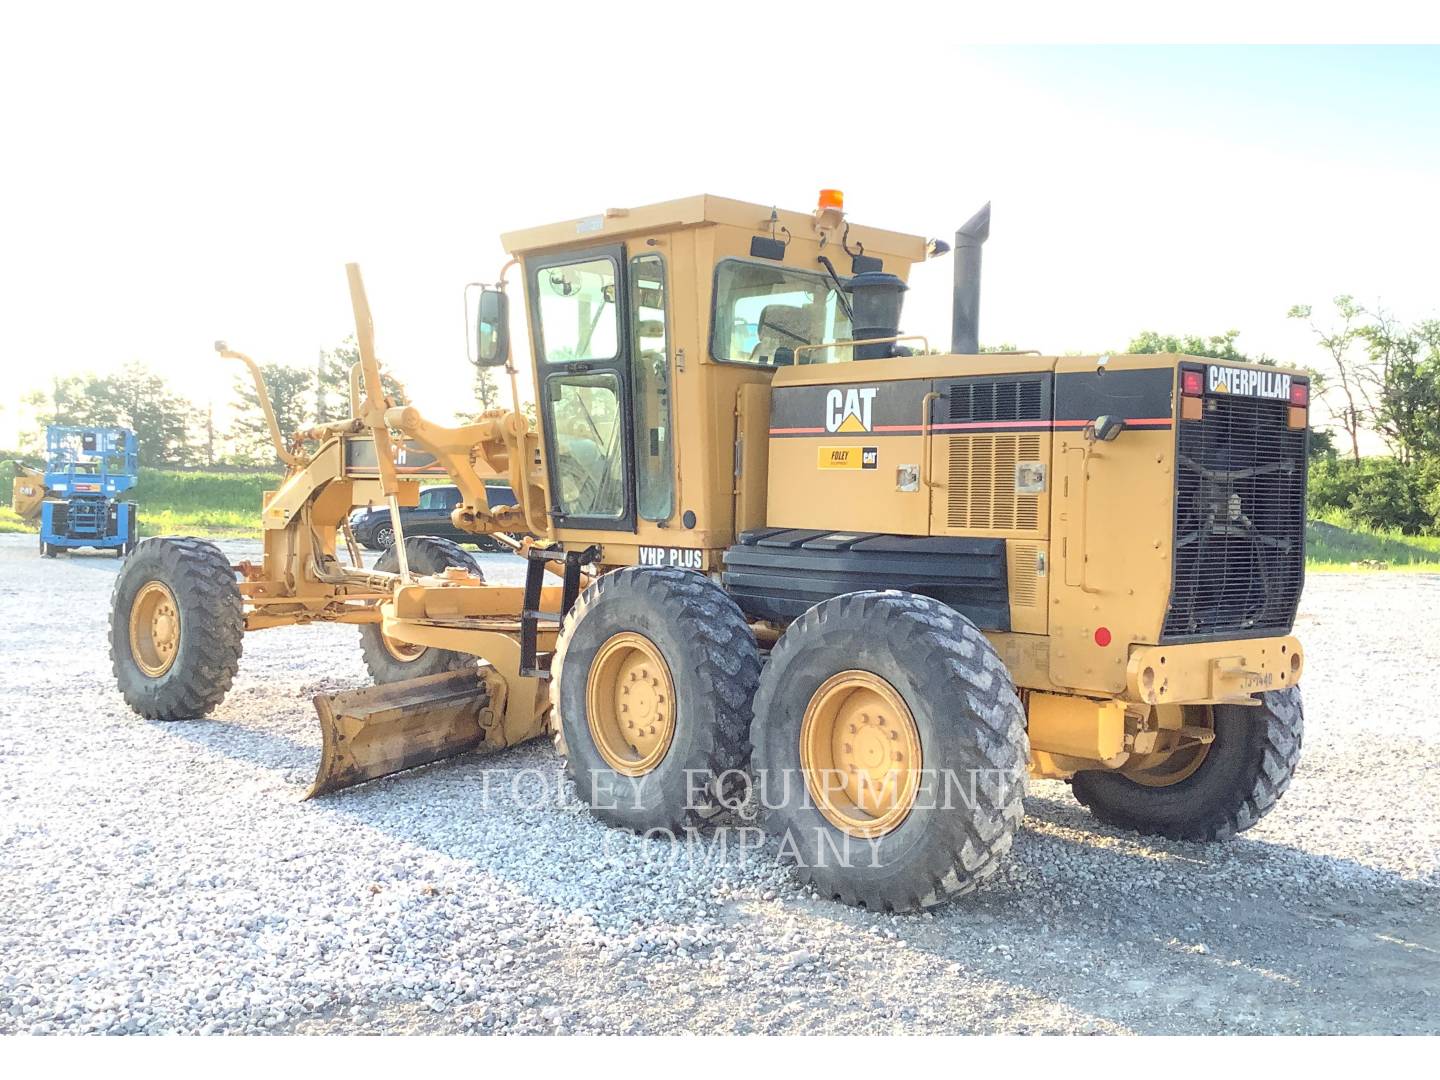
left=1284, top=299, right=1440, bottom=535
left=17, top=338, right=500, bottom=470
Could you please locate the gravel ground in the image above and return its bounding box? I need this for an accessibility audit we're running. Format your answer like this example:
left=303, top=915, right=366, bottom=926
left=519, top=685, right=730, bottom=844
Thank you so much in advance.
left=1, top=532, right=1437, bottom=1035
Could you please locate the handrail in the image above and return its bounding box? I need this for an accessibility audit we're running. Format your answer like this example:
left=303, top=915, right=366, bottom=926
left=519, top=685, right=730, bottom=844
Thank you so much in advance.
left=792, top=334, right=931, bottom=363
left=920, top=391, right=940, bottom=490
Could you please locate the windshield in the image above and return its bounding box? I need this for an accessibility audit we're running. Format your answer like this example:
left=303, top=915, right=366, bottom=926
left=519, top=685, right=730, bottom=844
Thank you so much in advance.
left=710, top=260, right=853, bottom=365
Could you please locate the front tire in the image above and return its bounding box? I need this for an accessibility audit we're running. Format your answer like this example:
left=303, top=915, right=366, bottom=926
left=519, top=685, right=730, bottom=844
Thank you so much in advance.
left=752, top=591, right=1028, bottom=912
left=357, top=536, right=483, bottom=684
left=1071, top=687, right=1303, bottom=842
left=110, top=537, right=244, bottom=719
left=551, top=567, right=760, bottom=832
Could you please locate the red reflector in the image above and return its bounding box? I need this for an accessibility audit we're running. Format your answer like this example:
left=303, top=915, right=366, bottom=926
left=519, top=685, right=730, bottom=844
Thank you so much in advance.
left=1289, top=381, right=1309, bottom=406
left=1094, top=627, right=1112, bottom=647
left=1181, top=369, right=1204, bottom=397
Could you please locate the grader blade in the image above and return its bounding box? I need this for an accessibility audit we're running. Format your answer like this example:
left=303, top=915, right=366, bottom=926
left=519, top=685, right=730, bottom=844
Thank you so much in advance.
left=307, top=668, right=494, bottom=799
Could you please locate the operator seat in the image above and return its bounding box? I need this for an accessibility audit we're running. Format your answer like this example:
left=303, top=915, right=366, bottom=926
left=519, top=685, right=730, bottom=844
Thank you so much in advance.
left=751, top=304, right=811, bottom=365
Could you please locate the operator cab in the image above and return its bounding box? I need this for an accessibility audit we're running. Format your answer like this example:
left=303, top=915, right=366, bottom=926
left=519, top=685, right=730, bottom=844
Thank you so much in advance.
left=468, top=193, right=930, bottom=556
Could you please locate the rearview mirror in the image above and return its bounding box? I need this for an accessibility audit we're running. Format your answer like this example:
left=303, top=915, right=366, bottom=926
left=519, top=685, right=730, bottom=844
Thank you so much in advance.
left=1089, top=414, right=1126, bottom=442
left=466, top=284, right=511, bottom=368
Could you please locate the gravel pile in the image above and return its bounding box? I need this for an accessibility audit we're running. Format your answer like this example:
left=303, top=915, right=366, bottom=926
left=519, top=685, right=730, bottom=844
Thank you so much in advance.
left=1, top=534, right=1436, bottom=1034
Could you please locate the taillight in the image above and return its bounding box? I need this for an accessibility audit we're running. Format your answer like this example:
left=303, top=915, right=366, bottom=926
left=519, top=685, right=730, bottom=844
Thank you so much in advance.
left=1181, top=369, right=1204, bottom=396
left=1289, top=381, right=1309, bottom=406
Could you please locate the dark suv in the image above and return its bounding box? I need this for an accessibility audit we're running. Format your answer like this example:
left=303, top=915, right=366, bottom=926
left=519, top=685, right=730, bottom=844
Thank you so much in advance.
left=349, top=483, right=517, bottom=552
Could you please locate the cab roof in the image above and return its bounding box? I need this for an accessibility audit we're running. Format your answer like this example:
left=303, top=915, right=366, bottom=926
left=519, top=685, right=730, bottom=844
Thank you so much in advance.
left=500, top=194, right=928, bottom=262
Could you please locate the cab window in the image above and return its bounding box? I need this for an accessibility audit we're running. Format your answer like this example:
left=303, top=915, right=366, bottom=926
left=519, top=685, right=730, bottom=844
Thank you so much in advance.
left=534, top=257, right=619, bottom=363
left=546, top=374, right=625, bottom=519
left=710, top=259, right=853, bottom=365
left=630, top=254, right=674, bottom=521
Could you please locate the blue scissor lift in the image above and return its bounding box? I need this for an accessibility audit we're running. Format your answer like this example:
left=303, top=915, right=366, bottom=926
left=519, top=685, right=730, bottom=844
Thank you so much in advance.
left=39, top=426, right=139, bottom=558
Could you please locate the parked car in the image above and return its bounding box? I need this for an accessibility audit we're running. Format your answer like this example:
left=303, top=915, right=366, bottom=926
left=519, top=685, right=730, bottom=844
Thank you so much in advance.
left=348, top=483, right=519, bottom=552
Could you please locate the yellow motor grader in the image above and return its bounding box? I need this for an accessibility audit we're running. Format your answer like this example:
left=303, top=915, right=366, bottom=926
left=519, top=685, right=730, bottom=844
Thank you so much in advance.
left=110, top=191, right=1308, bottom=911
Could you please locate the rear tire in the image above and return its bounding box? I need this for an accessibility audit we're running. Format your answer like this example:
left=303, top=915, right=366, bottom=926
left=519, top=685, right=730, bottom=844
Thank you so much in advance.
left=110, top=537, right=244, bottom=719
left=371, top=523, right=396, bottom=550
left=358, top=536, right=483, bottom=684
left=752, top=591, right=1028, bottom=912
left=1071, top=687, right=1303, bottom=842
left=551, top=567, right=760, bottom=832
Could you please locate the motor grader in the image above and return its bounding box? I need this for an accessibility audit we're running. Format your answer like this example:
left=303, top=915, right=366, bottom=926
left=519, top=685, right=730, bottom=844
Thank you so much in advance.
left=110, top=190, right=1308, bottom=911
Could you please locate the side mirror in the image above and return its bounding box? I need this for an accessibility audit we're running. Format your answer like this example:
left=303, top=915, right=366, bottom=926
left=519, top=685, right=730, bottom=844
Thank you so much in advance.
left=466, top=284, right=511, bottom=367
left=1089, top=414, right=1126, bottom=442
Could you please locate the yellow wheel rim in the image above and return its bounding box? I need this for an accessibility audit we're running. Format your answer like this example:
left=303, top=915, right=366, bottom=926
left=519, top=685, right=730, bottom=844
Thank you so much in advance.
left=800, top=671, right=922, bottom=839
left=1123, top=705, right=1213, bottom=787
left=586, top=632, right=677, bottom=776
left=129, top=580, right=181, bottom=678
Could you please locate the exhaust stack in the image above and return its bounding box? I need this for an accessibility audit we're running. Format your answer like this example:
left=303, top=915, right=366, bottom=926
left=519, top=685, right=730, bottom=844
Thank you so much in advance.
left=950, top=202, right=991, bottom=354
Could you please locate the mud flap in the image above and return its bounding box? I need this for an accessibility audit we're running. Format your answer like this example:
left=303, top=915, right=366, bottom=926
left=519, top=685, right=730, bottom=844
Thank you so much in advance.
left=307, top=668, right=494, bottom=798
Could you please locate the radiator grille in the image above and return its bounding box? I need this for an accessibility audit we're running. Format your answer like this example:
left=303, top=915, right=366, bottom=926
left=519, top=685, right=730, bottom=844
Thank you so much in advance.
left=945, top=378, right=1044, bottom=422
left=946, top=434, right=1042, bottom=531
left=1162, top=393, right=1307, bottom=641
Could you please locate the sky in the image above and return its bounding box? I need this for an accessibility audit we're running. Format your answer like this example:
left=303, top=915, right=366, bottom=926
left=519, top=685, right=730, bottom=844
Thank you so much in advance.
left=1, top=6, right=1437, bottom=448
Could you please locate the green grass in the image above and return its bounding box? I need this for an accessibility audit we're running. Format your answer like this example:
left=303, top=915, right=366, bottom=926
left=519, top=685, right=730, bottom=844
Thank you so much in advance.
left=2, top=469, right=281, bottom=539
left=1306, top=512, right=1440, bottom=572
left=0, top=506, right=30, bottom=534
left=127, top=470, right=278, bottom=537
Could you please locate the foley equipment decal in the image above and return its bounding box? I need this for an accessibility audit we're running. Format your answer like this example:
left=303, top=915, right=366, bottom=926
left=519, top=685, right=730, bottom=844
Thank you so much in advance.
left=818, top=446, right=879, bottom=470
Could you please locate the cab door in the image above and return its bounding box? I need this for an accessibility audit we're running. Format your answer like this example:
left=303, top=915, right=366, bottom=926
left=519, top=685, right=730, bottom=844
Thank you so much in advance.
left=528, top=244, right=636, bottom=533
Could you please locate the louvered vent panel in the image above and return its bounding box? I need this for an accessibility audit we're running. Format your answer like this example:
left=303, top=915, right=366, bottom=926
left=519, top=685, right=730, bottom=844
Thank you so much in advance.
left=946, top=379, right=1045, bottom=422
left=1011, top=544, right=1039, bottom=606
left=946, top=434, right=1042, bottom=533
left=946, top=438, right=971, bottom=527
